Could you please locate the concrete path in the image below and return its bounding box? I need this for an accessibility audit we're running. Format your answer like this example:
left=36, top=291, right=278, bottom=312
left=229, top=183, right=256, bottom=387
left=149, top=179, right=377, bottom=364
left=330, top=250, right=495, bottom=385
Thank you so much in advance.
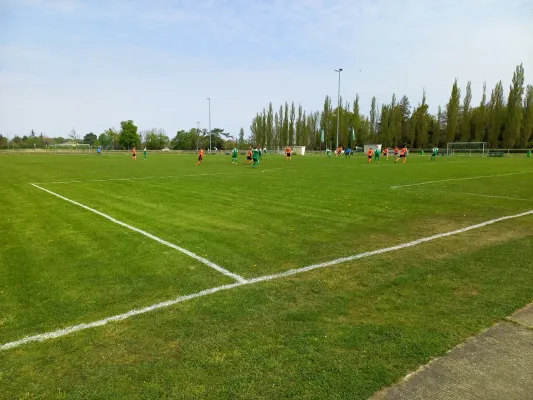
left=372, top=302, right=533, bottom=400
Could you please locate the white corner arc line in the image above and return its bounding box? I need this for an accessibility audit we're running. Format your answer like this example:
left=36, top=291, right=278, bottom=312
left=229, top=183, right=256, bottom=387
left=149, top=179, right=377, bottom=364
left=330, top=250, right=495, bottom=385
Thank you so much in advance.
left=29, top=183, right=247, bottom=284
left=2, top=208, right=532, bottom=352
left=391, top=171, right=532, bottom=189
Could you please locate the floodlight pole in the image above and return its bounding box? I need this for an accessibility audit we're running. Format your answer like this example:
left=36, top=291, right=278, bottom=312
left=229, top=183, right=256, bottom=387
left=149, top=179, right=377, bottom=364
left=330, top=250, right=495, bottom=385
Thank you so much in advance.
left=334, top=68, right=343, bottom=149
left=196, top=121, right=200, bottom=151
left=207, top=97, right=211, bottom=152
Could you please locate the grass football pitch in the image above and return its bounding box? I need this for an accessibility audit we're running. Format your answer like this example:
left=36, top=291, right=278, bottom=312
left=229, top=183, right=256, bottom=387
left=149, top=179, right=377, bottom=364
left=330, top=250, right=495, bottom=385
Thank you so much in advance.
left=1, top=151, right=532, bottom=399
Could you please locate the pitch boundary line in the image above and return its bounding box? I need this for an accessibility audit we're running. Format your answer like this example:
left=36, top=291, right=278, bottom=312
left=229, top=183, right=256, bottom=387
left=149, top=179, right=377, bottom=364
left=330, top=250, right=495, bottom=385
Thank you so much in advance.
left=29, top=183, right=247, bottom=284
left=391, top=171, right=532, bottom=189
left=454, top=192, right=533, bottom=202
left=2, top=208, right=533, bottom=352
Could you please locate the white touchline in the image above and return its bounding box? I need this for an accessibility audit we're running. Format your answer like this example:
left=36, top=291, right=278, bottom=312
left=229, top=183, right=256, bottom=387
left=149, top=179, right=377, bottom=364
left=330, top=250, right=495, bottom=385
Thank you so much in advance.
left=29, top=183, right=247, bottom=284
left=34, top=170, right=258, bottom=185
left=455, top=193, right=533, bottom=202
left=2, top=208, right=532, bottom=352
left=391, top=171, right=532, bottom=189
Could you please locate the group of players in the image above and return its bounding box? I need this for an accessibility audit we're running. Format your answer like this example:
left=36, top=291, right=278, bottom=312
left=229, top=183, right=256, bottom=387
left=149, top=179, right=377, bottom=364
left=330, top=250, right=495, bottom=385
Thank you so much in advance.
left=196, top=145, right=294, bottom=167
left=194, top=145, right=440, bottom=166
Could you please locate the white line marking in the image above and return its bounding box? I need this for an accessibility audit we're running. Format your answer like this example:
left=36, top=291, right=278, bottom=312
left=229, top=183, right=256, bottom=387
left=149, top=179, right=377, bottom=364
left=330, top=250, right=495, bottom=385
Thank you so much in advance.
left=33, top=171, right=258, bottom=185
left=391, top=171, right=532, bottom=189
left=30, top=183, right=247, bottom=284
left=455, top=193, right=533, bottom=202
left=2, top=208, right=532, bottom=351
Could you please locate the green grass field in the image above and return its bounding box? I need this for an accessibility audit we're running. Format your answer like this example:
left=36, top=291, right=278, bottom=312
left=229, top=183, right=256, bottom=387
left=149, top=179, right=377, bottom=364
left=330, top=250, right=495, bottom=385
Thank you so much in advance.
left=1, top=151, right=532, bottom=399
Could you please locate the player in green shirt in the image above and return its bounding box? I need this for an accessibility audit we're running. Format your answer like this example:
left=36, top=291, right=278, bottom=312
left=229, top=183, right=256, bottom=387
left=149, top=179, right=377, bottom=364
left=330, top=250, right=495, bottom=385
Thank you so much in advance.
left=326, top=149, right=331, bottom=158
left=252, top=146, right=260, bottom=168
left=431, top=147, right=438, bottom=161
left=143, top=147, right=147, bottom=160
left=374, top=147, right=381, bottom=162
left=232, top=147, right=238, bottom=164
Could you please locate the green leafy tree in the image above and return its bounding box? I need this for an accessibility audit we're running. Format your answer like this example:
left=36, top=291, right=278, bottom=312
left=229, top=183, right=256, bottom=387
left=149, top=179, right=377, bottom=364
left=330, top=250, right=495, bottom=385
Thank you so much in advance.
left=352, top=95, right=362, bottom=146
left=460, top=81, right=472, bottom=141
left=83, top=132, right=97, bottom=145
left=238, top=127, right=245, bottom=148
left=379, top=105, right=390, bottom=146
left=432, top=106, right=442, bottom=146
left=282, top=102, right=289, bottom=147
left=171, top=129, right=195, bottom=150
left=504, top=63, right=525, bottom=148
left=521, top=85, right=533, bottom=147
left=118, top=120, right=139, bottom=149
left=415, top=89, right=429, bottom=148
left=369, top=97, right=377, bottom=137
left=0, top=134, right=8, bottom=149
left=320, top=96, right=332, bottom=148
left=445, top=79, right=461, bottom=143
left=296, top=104, right=303, bottom=145
left=289, top=102, right=295, bottom=146
left=266, top=102, right=274, bottom=148
left=488, top=81, right=505, bottom=148
left=473, top=82, right=487, bottom=142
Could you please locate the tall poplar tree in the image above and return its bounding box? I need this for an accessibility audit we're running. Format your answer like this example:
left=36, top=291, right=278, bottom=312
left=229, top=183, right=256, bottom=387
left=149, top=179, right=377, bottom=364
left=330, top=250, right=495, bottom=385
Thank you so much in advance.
left=504, top=63, right=525, bottom=148
left=460, top=81, right=472, bottom=141
left=488, top=81, right=505, bottom=148
left=283, top=102, right=289, bottom=147
left=474, top=82, right=487, bottom=142
left=521, top=85, right=533, bottom=147
left=289, top=102, right=296, bottom=146
left=266, top=102, right=274, bottom=148
left=445, top=79, right=461, bottom=143
left=296, top=104, right=303, bottom=145
left=369, top=97, right=377, bottom=137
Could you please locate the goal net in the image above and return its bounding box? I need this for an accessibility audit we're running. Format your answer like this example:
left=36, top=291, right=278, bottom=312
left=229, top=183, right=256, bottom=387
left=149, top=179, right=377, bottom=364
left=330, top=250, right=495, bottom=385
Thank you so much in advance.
left=446, top=142, right=487, bottom=157
left=52, top=143, right=91, bottom=155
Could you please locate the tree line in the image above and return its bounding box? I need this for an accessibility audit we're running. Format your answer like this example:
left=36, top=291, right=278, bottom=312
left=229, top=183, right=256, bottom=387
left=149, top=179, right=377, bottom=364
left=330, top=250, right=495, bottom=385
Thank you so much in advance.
left=249, top=64, right=533, bottom=149
left=0, top=121, right=248, bottom=151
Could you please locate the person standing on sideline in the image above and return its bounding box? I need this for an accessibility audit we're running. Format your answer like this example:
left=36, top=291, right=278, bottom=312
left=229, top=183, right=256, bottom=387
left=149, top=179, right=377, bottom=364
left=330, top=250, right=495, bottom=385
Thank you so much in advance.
left=132, top=147, right=137, bottom=160
left=97, top=146, right=101, bottom=156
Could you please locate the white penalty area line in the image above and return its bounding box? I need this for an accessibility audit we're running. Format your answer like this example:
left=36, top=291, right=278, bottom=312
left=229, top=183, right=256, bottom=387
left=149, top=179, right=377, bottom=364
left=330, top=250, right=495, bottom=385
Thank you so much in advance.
left=2, top=208, right=533, bottom=352
left=391, top=171, right=532, bottom=189
left=29, top=183, right=247, bottom=284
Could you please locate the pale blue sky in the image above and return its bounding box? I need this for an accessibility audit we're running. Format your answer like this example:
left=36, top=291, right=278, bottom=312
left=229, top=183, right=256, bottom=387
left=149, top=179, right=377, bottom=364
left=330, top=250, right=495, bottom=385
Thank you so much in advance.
left=1, top=0, right=532, bottom=139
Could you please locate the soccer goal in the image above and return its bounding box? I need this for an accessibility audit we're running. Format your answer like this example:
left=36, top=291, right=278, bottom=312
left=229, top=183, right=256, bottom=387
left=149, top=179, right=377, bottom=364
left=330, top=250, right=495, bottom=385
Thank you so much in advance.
left=446, top=142, right=487, bottom=157
left=52, top=143, right=91, bottom=155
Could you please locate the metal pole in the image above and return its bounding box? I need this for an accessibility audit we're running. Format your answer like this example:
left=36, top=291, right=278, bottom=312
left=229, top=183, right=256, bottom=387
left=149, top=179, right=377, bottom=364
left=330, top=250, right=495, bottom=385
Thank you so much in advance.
left=207, top=98, right=211, bottom=152
left=196, top=121, right=200, bottom=151
left=334, top=68, right=343, bottom=149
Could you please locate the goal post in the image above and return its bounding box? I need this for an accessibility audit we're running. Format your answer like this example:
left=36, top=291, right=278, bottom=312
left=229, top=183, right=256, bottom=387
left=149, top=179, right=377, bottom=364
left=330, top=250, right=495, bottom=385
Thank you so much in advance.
left=446, top=142, right=487, bottom=157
